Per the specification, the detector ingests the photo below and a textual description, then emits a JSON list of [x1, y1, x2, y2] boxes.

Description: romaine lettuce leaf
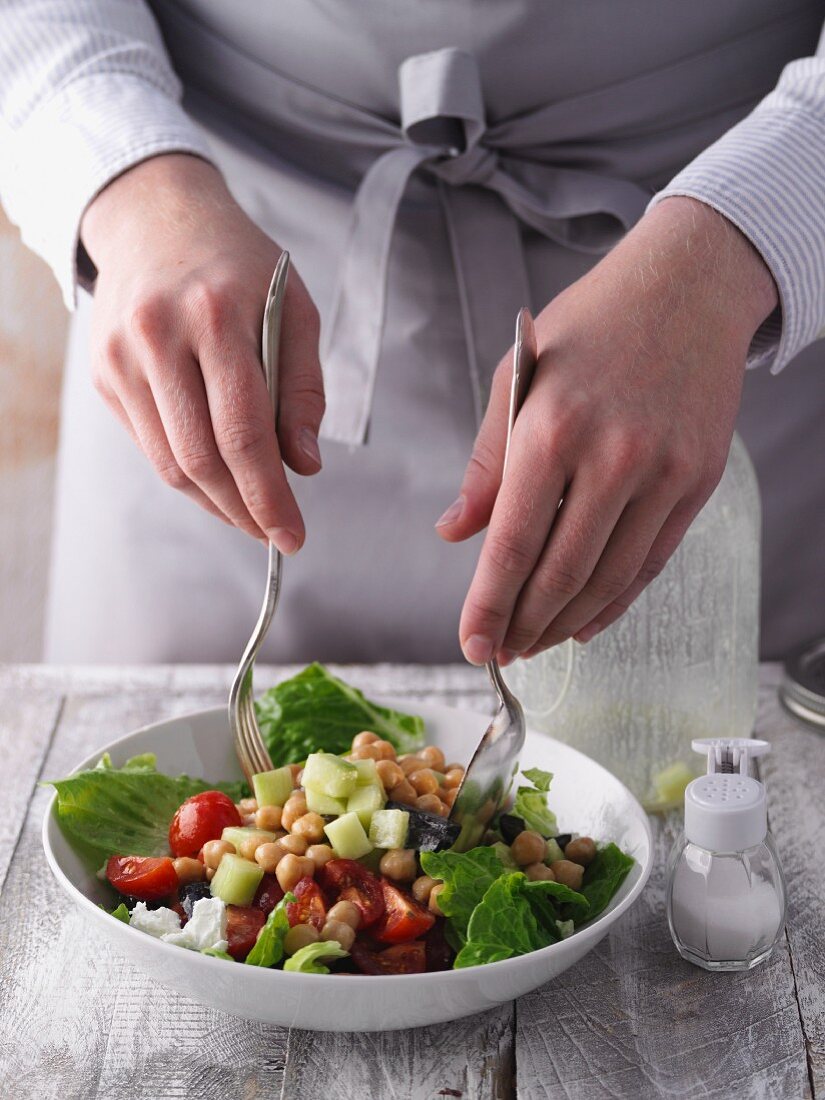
[[245, 893, 294, 968], [419, 846, 505, 947], [202, 948, 234, 961], [513, 768, 557, 837], [283, 940, 349, 974], [255, 663, 425, 763], [561, 843, 634, 924], [107, 902, 130, 924], [47, 753, 246, 872]]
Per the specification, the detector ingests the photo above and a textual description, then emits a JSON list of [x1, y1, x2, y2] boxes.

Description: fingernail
[[299, 428, 322, 468], [269, 528, 299, 555], [463, 634, 494, 665], [436, 496, 465, 528], [575, 622, 602, 644]]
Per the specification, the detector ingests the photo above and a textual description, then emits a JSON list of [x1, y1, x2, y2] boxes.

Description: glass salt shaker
[[666, 737, 787, 971]]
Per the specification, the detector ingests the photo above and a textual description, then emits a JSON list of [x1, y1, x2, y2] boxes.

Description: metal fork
[[229, 252, 290, 785], [449, 308, 538, 850]]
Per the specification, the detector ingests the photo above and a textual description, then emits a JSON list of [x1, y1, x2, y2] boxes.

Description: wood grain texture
[[0, 663, 821, 1100], [758, 666, 825, 1097]]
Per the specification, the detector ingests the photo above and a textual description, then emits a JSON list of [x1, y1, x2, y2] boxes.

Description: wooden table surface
[[0, 662, 822, 1100]]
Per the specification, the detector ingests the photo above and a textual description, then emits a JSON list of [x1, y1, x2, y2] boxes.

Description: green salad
[[49, 665, 634, 974]]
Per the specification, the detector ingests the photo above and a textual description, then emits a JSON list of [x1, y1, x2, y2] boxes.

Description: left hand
[[436, 197, 778, 666]]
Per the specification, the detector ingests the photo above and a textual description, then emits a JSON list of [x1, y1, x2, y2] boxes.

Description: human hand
[[437, 197, 778, 665], [82, 153, 324, 552]]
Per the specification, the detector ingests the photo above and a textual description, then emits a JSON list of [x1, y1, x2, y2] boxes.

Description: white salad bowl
[[42, 697, 652, 1032]]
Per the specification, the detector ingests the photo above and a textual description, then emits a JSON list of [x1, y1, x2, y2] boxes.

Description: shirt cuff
[[0, 71, 214, 311], [648, 60, 825, 374]]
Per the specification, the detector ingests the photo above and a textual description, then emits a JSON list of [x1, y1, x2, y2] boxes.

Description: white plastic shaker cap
[[684, 773, 767, 852]]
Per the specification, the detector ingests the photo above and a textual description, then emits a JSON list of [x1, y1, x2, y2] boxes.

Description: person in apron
[[1, 2, 823, 664]]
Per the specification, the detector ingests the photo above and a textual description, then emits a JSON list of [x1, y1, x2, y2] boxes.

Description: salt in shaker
[[666, 737, 786, 971]]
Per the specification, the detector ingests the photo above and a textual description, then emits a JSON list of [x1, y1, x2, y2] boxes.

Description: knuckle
[[177, 441, 222, 483], [533, 562, 585, 601], [638, 555, 668, 586], [215, 418, 266, 464], [467, 436, 500, 483], [463, 596, 508, 635], [285, 382, 326, 424], [585, 571, 631, 604], [485, 532, 535, 579], [537, 624, 572, 649], [155, 459, 190, 492], [130, 296, 169, 346], [660, 446, 697, 486], [189, 279, 233, 329]]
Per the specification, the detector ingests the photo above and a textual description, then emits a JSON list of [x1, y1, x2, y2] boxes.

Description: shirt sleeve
[[0, 1, 215, 310], [648, 42, 825, 374]]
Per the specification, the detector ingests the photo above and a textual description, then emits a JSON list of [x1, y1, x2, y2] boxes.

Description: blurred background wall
[[0, 208, 67, 660]]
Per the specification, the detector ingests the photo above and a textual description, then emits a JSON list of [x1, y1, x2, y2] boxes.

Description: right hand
[[81, 153, 324, 553]]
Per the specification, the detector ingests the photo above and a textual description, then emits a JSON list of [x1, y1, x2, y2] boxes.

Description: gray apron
[[45, 1, 825, 662]]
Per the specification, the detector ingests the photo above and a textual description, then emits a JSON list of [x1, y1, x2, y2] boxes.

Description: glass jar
[[504, 432, 761, 811], [665, 833, 786, 971]]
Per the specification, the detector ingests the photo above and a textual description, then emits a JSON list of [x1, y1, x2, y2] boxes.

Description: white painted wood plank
[[280, 1006, 515, 1100], [0, 689, 290, 1100], [0, 668, 63, 891], [758, 666, 825, 1097]]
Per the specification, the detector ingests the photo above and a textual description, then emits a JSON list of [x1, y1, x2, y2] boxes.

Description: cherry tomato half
[[350, 940, 427, 975], [226, 905, 266, 961], [317, 859, 385, 928], [372, 879, 435, 944], [253, 873, 285, 916], [169, 791, 242, 858], [106, 855, 178, 901], [286, 877, 328, 931]]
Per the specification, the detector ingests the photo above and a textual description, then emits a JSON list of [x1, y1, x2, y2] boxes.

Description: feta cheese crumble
[[129, 902, 181, 939], [162, 897, 228, 953]]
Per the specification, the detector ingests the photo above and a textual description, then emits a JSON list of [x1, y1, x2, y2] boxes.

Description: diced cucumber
[[210, 853, 264, 906], [352, 758, 380, 786], [544, 838, 564, 864], [324, 811, 373, 859], [303, 753, 358, 799], [305, 788, 348, 816], [346, 783, 386, 829], [368, 808, 409, 850], [252, 766, 294, 808], [221, 825, 279, 851], [492, 841, 518, 870]]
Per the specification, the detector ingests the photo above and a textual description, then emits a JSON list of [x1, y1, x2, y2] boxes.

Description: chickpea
[[352, 730, 380, 749], [399, 755, 425, 776], [564, 837, 597, 867], [409, 769, 439, 796], [327, 900, 361, 929], [371, 740, 397, 761], [280, 833, 309, 856], [288, 763, 303, 784], [550, 859, 585, 890], [376, 759, 405, 790], [282, 792, 308, 831], [379, 848, 417, 882], [173, 857, 204, 885], [284, 923, 319, 956], [241, 813, 257, 827], [525, 862, 557, 882], [443, 767, 465, 789], [306, 843, 334, 868], [255, 842, 286, 873], [420, 745, 446, 771], [205, 866, 216, 881], [295, 768, 305, 787], [290, 812, 326, 843], [445, 762, 464, 773], [320, 919, 356, 951], [239, 835, 265, 861], [412, 875, 437, 904], [441, 787, 458, 808], [416, 793, 446, 816], [389, 779, 418, 805], [276, 853, 314, 892], [429, 882, 446, 914], [202, 839, 235, 870], [237, 797, 258, 816], [254, 804, 283, 832], [511, 830, 547, 867]]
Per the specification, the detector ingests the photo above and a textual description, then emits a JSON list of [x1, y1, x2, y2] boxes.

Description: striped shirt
[[0, 2, 824, 376]]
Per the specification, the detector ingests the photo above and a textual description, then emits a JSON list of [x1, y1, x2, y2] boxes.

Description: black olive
[[499, 814, 527, 844], [384, 801, 461, 851], [552, 834, 572, 850], [180, 881, 212, 918]]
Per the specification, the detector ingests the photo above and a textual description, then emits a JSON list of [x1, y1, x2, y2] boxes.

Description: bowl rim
[[42, 700, 653, 986]]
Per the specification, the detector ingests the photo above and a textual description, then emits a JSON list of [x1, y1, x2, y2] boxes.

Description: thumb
[[275, 273, 326, 476], [436, 353, 510, 542]]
